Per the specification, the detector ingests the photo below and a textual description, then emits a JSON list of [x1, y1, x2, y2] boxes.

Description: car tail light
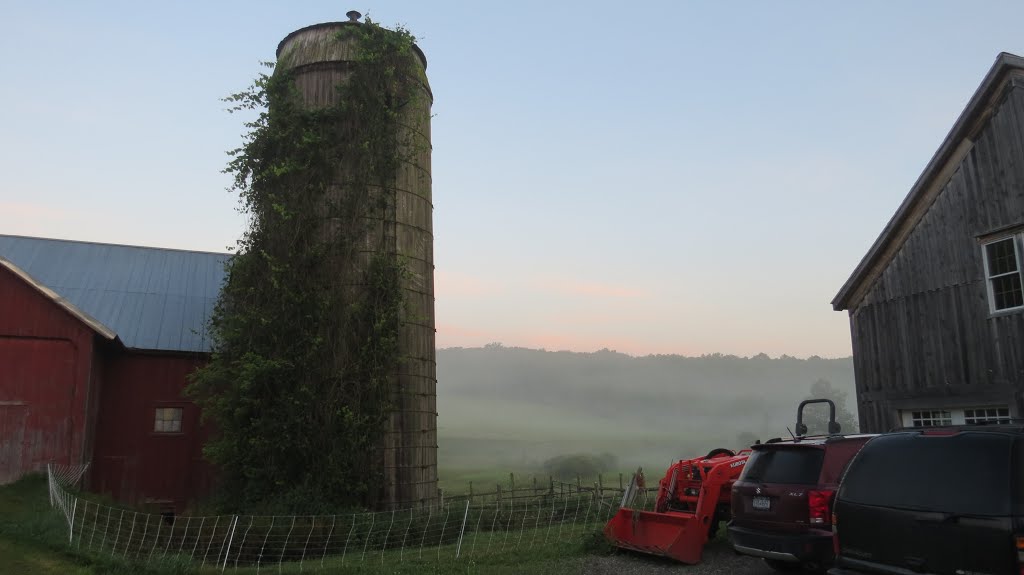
[[1016, 535, 1024, 573], [808, 489, 835, 525]]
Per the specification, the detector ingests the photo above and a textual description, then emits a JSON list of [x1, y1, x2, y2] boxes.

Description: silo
[[275, 11, 437, 509]]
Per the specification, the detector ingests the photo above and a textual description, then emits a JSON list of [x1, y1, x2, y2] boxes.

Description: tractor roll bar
[[795, 398, 841, 436]]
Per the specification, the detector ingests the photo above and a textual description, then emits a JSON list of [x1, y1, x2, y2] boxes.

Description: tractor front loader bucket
[[604, 451, 749, 564], [603, 508, 706, 564]]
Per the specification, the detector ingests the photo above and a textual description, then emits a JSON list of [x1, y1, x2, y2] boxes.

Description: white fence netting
[[46, 464, 619, 571]]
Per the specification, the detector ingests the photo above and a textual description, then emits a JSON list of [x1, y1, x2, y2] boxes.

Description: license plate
[[752, 496, 771, 511]]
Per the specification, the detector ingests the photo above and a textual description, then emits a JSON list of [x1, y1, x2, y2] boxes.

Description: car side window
[[840, 432, 1013, 516]]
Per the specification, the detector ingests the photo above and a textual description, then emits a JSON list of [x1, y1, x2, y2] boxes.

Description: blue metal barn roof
[[0, 235, 229, 353]]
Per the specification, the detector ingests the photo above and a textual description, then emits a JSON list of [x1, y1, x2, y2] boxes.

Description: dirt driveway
[[582, 538, 818, 575]]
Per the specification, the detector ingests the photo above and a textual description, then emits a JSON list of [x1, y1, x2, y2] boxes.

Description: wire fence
[[46, 464, 620, 571]]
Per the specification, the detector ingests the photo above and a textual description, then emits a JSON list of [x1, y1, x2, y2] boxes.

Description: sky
[[3, 1, 1024, 359]]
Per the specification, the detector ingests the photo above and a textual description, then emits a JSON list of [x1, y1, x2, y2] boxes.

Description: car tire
[[763, 559, 802, 572], [705, 448, 735, 459]]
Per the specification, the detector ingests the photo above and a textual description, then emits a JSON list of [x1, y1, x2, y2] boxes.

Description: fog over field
[[436, 345, 856, 473]]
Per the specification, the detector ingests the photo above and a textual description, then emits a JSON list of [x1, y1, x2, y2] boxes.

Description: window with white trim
[[982, 236, 1024, 312], [910, 410, 952, 427], [964, 407, 1011, 425], [900, 406, 1012, 427], [154, 407, 183, 433]]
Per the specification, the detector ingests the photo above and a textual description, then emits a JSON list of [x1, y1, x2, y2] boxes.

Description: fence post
[[549, 476, 554, 496], [576, 475, 581, 494], [532, 477, 538, 497], [598, 474, 603, 498], [221, 515, 238, 572], [69, 497, 78, 543], [455, 500, 470, 559]]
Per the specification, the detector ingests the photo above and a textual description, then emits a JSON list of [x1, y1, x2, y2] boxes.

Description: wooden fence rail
[[440, 473, 633, 506]]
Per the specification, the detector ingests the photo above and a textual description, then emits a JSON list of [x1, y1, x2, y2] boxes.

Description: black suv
[[830, 425, 1024, 575], [729, 400, 874, 572]]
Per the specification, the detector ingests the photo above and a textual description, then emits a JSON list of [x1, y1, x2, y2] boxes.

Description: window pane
[[154, 407, 183, 433], [911, 410, 951, 427], [987, 239, 1019, 276], [740, 448, 824, 485], [965, 406, 1011, 425], [992, 274, 1024, 310]]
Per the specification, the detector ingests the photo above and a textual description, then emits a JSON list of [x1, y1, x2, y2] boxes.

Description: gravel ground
[[581, 538, 818, 575]]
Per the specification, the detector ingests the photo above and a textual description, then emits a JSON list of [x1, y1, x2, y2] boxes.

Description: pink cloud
[[436, 322, 491, 339], [0, 202, 74, 224]]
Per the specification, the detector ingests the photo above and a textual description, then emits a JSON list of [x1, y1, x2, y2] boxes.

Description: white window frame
[[964, 406, 1011, 425], [981, 234, 1024, 314], [900, 405, 1012, 427], [906, 409, 952, 427]]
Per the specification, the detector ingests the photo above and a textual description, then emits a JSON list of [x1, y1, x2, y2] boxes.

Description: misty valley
[[436, 345, 856, 479]]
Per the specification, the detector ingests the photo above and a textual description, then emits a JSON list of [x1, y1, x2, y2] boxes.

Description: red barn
[[0, 234, 227, 512]]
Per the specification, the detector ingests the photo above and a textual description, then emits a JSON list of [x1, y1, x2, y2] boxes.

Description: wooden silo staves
[[275, 12, 437, 508]]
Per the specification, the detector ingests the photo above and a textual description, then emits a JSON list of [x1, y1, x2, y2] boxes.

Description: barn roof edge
[[832, 52, 1024, 312]]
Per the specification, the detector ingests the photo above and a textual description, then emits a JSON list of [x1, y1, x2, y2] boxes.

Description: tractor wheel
[[705, 448, 735, 459]]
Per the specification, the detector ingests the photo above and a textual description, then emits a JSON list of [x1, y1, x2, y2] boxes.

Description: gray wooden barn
[[833, 52, 1024, 433]]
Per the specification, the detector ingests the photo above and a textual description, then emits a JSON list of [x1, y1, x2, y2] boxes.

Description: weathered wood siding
[[852, 81, 1024, 432], [92, 352, 211, 512]]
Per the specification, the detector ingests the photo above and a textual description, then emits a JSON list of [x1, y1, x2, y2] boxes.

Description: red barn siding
[[0, 264, 215, 508], [0, 265, 95, 481], [93, 353, 211, 511]]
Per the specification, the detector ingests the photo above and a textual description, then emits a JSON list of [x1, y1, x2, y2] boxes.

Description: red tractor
[[604, 448, 751, 564]]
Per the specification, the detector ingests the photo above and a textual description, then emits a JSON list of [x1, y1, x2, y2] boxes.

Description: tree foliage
[[542, 453, 619, 480], [187, 21, 424, 512], [801, 378, 859, 435]]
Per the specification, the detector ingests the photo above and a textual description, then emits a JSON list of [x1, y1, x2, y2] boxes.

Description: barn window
[[154, 407, 183, 433], [964, 407, 1011, 425], [982, 237, 1024, 312], [901, 406, 1011, 427], [909, 410, 952, 427]]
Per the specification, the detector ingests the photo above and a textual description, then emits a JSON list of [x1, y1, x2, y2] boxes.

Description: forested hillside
[[436, 345, 856, 470]]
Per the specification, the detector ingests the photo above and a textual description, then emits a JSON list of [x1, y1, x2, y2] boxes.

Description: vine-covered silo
[[276, 11, 437, 509]]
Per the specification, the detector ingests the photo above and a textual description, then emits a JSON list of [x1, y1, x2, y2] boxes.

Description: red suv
[[727, 400, 874, 572]]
